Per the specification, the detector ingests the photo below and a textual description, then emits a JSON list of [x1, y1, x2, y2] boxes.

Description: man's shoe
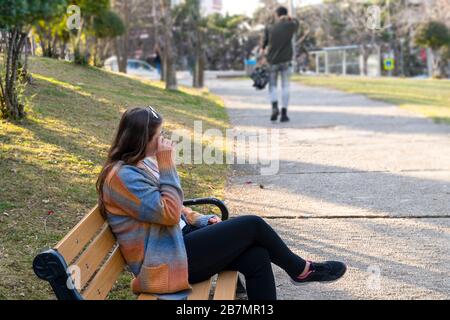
[[280, 108, 290, 122], [290, 261, 347, 286], [271, 102, 279, 121]]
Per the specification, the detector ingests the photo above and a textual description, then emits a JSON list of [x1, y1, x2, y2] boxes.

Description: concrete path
[[206, 77, 450, 299]]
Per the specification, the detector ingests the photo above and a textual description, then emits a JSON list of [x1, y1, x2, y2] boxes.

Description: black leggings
[[183, 215, 307, 300]]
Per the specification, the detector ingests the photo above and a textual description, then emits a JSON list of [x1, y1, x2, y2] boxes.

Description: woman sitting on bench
[[96, 106, 346, 300]]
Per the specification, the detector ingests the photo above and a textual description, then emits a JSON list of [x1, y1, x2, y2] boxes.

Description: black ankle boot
[[280, 108, 290, 122], [271, 102, 279, 121]]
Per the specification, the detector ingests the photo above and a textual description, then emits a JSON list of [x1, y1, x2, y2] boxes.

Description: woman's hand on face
[[208, 216, 222, 225], [157, 135, 175, 153]]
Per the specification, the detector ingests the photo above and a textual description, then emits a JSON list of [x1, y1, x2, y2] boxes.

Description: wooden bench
[[33, 198, 245, 300]]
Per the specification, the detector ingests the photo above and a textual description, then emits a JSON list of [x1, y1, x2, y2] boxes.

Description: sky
[[221, 0, 323, 17]]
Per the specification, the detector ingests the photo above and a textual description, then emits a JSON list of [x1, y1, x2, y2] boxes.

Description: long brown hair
[[96, 107, 163, 215]]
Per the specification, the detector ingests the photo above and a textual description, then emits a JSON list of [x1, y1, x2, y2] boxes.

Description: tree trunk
[[431, 49, 447, 79], [20, 37, 32, 84], [51, 36, 58, 58], [36, 26, 54, 58], [60, 40, 67, 60], [113, 0, 129, 73], [92, 37, 98, 67], [160, 0, 177, 90], [193, 53, 204, 88], [152, 0, 164, 81], [0, 28, 28, 119], [99, 38, 111, 64], [114, 37, 128, 73], [160, 53, 165, 81], [164, 46, 177, 90], [72, 19, 85, 64], [361, 45, 370, 76], [393, 43, 401, 76], [193, 28, 204, 88]]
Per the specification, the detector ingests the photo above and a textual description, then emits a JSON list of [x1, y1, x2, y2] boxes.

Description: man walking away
[[261, 6, 299, 122]]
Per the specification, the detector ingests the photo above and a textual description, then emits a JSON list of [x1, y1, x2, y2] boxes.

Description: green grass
[[293, 75, 450, 124], [0, 57, 230, 300]]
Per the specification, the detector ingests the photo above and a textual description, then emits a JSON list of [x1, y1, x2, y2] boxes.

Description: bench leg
[[236, 274, 247, 296], [213, 271, 238, 300]]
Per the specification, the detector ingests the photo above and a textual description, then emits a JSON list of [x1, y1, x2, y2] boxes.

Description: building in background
[[201, 0, 223, 15], [171, 0, 222, 15], [171, 0, 184, 7]]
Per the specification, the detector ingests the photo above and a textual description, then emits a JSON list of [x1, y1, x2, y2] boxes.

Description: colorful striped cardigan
[[102, 150, 217, 294]]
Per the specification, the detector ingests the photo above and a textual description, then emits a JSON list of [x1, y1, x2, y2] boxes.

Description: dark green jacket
[[263, 17, 299, 65]]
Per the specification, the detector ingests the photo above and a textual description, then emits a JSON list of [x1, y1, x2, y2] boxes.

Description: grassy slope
[[0, 57, 229, 299], [293, 75, 450, 124]]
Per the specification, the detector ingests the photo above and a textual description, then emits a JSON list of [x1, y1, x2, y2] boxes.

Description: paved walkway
[[206, 77, 450, 299]]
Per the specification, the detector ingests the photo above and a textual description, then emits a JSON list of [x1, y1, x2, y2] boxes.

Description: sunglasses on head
[[146, 106, 159, 119]]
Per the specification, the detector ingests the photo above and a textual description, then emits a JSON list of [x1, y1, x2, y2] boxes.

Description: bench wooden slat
[[188, 278, 213, 300], [213, 271, 238, 300], [82, 246, 125, 300], [72, 224, 116, 289], [138, 277, 213, 300], [55, 206, 104, 264]]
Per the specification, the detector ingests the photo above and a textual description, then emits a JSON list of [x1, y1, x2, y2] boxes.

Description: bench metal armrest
[[33, 249, 84, 300], [183, 197, 229, 221]]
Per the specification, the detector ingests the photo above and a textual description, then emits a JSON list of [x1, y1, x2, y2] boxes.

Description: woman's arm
[[104, 151, 184, 226], [182, 206, 221, 228]]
